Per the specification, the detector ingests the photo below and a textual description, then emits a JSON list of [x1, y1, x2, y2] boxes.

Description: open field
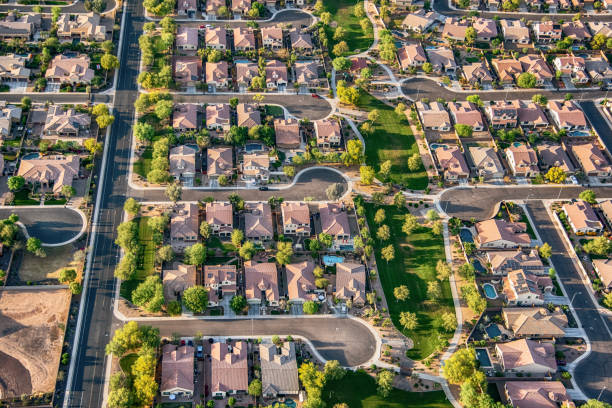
[[357, 93, 428, 190], [324, 370, 452, 408], [0, 288, 70, 398], [323, 0, 373, 55], [365, 204, 453, 360], [18, 244, 81, 282]]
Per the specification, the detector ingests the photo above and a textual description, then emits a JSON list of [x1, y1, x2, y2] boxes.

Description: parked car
[[259, 186, 269, 191]]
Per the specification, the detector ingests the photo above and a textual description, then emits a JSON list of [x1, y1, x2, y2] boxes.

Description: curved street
[[0, 207, 85, 245]]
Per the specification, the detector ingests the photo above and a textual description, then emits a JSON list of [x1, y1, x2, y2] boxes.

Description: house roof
[[261, 26, 283, 42], [206, 61, 230, 84], [401, 9, 438, 31], [286, 260, 317, 301], [0, 54, 30, 79], [206, 201, 233, 226], [562, 21, 591, 40], [43, 105, 90, 136], [260, 342, 300, 396], [518, 101, 549, 126], [468, 146, 504, 176], [599, 199, 612, 225], [211, 341, 248, 393], [290, 29, 313, 49], [174, 56, 202, 83], [205, 27, 227, 48], [415, 101, 451, 128], [161, 344, 194, 394], [265, 60, 288, 84], [434, 145, 469, 177], [462, 61, 494, 83], [519, 55, 554, 81], [171, 203, 199, 241], [177, 26, 199, 48], [537, 143, 573, 172], [397, 43, 427, 69], [274, 118, 300, 147], [314, 119, 341, 144], [500, 19, 530, 41], [173, 103, 199, 130], [295, 61, 319, 84], [448, 101, 484, 128], [163, 263, 197, 301], [242, 153, 270, 177], [563, 199, 603, 231], [505, 381, 572, 408], [473, 17, 498, 38], [503, 307, 568, 337], [236, 103, 261, 128], [506, 143, 539, 171], [17, 154, 79, 194], [204, 264, 237, 286], [548, 100, 587, 128], [206, 103, 231, 128], [496, 339, 557, 371], [236, 61, 259, 84], [170, 145, 197, 177], [45, 54, 94, 83], [487, 249, 544, 272], [592, 258, 612, 288], [426, 47, 457, 70], [281, 202, 310, 225], [56, 12, 105, 40], [244, 202, 274, 239], [319, 203, 350, 237], [442, 17, 468, 40], [492, 58, 523, 82], [475, 219, 531, 246], [571, 143, 612, 174], [244, 261, 279, 302], [233, 27, 256, 49], [335, 262, 366, 303], [503, 269, 552, 302]]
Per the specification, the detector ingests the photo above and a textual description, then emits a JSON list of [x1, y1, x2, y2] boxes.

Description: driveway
[[0, 207, 85, 245]]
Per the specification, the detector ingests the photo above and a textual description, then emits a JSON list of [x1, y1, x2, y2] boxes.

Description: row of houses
[[0, 53, 94, 85], [176, 0, 291, 18], [0, 11, 108, 42]]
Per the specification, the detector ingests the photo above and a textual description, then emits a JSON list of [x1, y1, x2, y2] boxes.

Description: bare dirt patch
[[0, 288, 70, 398], [17, 244, 82, 282]]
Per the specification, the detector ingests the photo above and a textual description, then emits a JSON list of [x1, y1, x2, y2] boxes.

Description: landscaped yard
[[323, 370, 452, 408], [13, 189, 39, 206], [357, 93, 428, 190], [120, 217, 156, 302], [134, 147, 153, 178], [323, 0, 373, 55], [365, 204, 454, 360]]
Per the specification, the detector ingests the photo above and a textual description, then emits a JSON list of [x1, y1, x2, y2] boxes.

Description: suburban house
[[0, 12, 39, 41], [502, 269, 553, 306], [236, 62, 259, 88], [553, 56, 588, 84], [261, 27, 284, 49], [487, 249, 545, 275], [285, 261, 318, 303], [589, 21, 612, 37], [314, 119, 341, 148], [547, 100, 588, 131], [475, 219, 531, 249], [585, 54, 612, 85], [0, 102, 21, 140], [319, 203, 352, 250], [211, 341, 248, 397], [533, 21, 562, 43], [205, 61, 231, 90], [281, 202, 310, 235], [274, 118, 301, 149], [401, 10, 439, 32], [495, 339, 557, 375], [260, 342, 300, 398], [485, 100, 519, 129], [160, 344, 194, 398], [592, 258, 612, 290], [232, 0, 251, 14], [425, 47, 457, 73], [174, 57, 202, 87], [56, 12, 107, 42], [294, 61, 321, 88], [207, 147, 234, 178], [415, 101, 452, 131], [244, 202, 274, 243], [468, 146, 505, 180], [206, 103, 231, 132], [17, 155, 79, 196], [502, 307, 568, 338], [169, 145, 198, 185], [397, 43, 427, 70], [570, 143, 612, 178], [500, 19, 530, 44], [265, 60, 288, 89], [206, 0, 227, 17], [473, 17, 498, 41], [517, 101, 549, 128], [233, 27, 256, 51], [170, 203, 199, 252], [599, 199, 612, 228], [462, 62, 494, 87], [289, 30, 313, 54], [205, 201, 233, 238], [241, 153, 270, 182], [562, 200, 603, 235], [518, 55, 554, 86], [163, 263, 196, 301], [448, 101, 485, 131], [0, 54, 30, 82], [505, 143, 540, 178], [562, 21, 592, 42], [244, 261, 280, 306], [204, 264, 237, 306], [42, 105, 91, 144], [335, 262, 366, 306], [177, 0, 197, 15], [349, 57, 368, 74], [537, 143, 574, 174], [236, 103, 261, 128], [442, 17, 469, 42], [504, 382, 571, 408], [491, 58, 523, 85], [433, 145, 470, 181], [205, 27, 227, 50], [177, 27, 199, 51], [45, 54, 94, 84], [173, 103, 200, 133]]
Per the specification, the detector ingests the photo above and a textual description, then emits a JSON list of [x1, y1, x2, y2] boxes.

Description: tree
[[342, 139, 364, 165], [466, 94, 483, 107], [320, 11, 332, 25], [360, 165, 375, 185], [134, 121, 155, 143], [422, 62, 433, 73], [402, 213, 419, 234], [442, 347, 477, 384], [230, 295, 247, 313], [582, 236, 612, 256], [516, 72, 537, 88], [591, 33, 607, 49], [604, 292, 612, 309], [393, 285, 410, 302], [51, 6, 61, 22], [381, 245, 395, 263], [532, 94, 548, 105], [580, 400, 612, 408], [333, 41, 349, 56], [544, 166, 566, 184], [460, 286, 487, 314], [407, 153, 421, 172], [132, 275, 164, 312], [59, 185, 75, 199], [156, 245, 174, 264], [326, 183, 344, 201], [84, 138, 103, 156], [303, 300, 319, 315], [248, 379, 262, 397], [239, 241, 256, 260], [399, 311, 418, 330], [324, 360, 345, 381], [432, 220, 443, 236], [332, 56, 352, 71], [376, 370, 394, 398], [7, 176, 25, 191], [377, 225, 391, 241], [218, 175, 230, 186], [124, 198, 141, 216], [368, 109, 380, 124], [96, 113, 115, 129], [154, 99, 173, 120], [465, 27, 477, 45], [182, 285, 208, 313], [337, 83, 360, 105], [184, 243, 206, 265], [101, 53, 120, 70], [59, 268, 77, 283], [374, 208, 386, 224], [315, 278, 329, 289], [436, 259, 452, 281], [579, 189, 597, 204], [455, 124, 473, 138], [276, 241, 293, 265], [105, 321, 160, 356], [200, 221, 212, 239], [164, 182, 182, 203], [426, 209, 439, 221], [231, 229, 244, 248], [229, 97, 239, 109], [393, 192, 406, 209], [441, 312, 457, 332], [427, 280, 442, 300], [379, 160, 392, 181], [539, 242, 552, 259], [26, 237, 45, 257]]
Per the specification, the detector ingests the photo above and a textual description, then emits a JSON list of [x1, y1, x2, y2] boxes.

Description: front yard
[[365, 204, 454, 360], [357, 93, 428, 190]]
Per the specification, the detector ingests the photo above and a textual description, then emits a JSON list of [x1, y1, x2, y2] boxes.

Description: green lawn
[[324, 371, 452, 408], [365, 204, 454, 360], [44, 198, 67, 205], [323, 0, 373, 55], [14, 189, 39, 206], [120, 217, 156, 302], [357, 93, 428, 190], [134, 147, 153, 178]]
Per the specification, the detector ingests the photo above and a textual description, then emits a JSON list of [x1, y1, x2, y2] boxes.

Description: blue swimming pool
[[460, 228, 473, 243], [22, 152, 40, 160], [284, 399, 296, 408], [512, 142, 523, 148], [485, 324, 502, 339], [569, 130, 590, 137], [483, 283, 497, 299], [323, 255, 344, 266], [476, 348, 492, 367], [430, 143, 448, 150], [245, 143, 264, 153]]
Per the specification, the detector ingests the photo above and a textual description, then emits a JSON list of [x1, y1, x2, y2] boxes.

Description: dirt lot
[[0, 288, 70, 398], [17, 244, 82, 283]]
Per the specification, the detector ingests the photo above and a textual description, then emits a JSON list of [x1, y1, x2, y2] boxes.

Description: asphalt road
[[526, 202, 612, 403], [580, 101, 612, 153], [0, 93, 112, 105], [0, 0, 115, 13], [150, 317, 376, 367], [0, 207, 84, 245]]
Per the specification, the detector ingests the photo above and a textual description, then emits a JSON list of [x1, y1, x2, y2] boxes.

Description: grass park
[[323, 0, 373, 55], [119, 217, 156, 302], [365, 204, 453, 360]]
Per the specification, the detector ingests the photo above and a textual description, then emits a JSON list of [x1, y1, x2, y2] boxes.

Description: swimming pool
[[323, 255, 344, 266], [22, 152, 40, 160], [476, 348, 492, 367], [245, 142, 264, 153], [512, 142, 523, 148], [430, 143, 448, 150], [483, 283, 497, 299], [460, 228, 473, 243], [569, 130, 590, 137], [485, 324, 502, 339]]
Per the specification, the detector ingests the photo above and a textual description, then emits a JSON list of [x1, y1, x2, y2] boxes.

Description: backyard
[[120, 217, 156, 302], [365, 204, 454, 360], [357, 93, 428, 190], [323, 370, 452, 408], [323, 0, 373, 55]]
